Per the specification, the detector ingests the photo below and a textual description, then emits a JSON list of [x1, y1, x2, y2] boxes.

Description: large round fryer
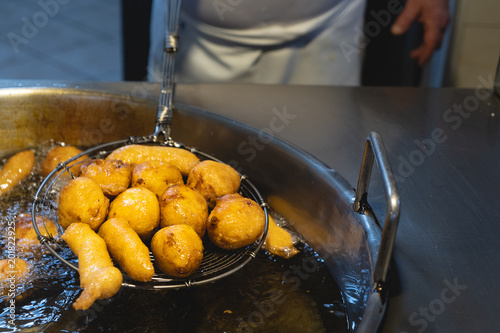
[[0, 84, 399, 332]]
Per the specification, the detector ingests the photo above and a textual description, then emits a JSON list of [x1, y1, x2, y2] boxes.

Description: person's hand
[[391, 0, 449, 65]]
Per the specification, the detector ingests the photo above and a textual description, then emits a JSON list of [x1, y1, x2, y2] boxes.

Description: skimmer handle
[[155, 0, 183, 140]]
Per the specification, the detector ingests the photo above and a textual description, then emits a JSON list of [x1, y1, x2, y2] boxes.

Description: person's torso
[[181, 0, 342, 29]]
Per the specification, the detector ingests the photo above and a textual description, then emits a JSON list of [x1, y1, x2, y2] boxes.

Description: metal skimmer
[[31, 0, 269, 290]]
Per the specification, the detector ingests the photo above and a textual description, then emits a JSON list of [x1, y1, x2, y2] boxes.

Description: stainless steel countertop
[[2, 81, 499, 332], [176, 84, 500, 333]]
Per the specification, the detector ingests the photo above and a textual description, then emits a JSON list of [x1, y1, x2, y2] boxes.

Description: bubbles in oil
[[0, 142, 79, 332], [0, 143, 348, 333]]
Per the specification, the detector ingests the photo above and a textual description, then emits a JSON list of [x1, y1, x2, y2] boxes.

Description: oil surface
[[0, 143, 348, 333]]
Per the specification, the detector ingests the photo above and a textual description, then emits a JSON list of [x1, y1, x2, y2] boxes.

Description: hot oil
[[1, 142, 82, 331], [48, 246, 348, 333], [1, 144, 348, 333]]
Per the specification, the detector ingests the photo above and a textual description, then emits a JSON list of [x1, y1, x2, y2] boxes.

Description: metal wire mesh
[[31, 137, 269, 290]]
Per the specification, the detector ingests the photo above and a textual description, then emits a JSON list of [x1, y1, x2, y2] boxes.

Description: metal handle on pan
[[354, 132, 400, 292]]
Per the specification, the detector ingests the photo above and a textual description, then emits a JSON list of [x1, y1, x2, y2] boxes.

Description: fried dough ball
[[0, 258, 31, 299], [159, 185, 208, 238], [151, 224, 203, 278], [41, 146, 86, 177], [186, 160, 241, 208], [62, 223, 122, 310], [207, 193, 266, 250], [0, 258, 31, 285], [106, 145, 199, 176], [58, 177, 109, 230], [98, 218, 154, 282], [0, 150, 35, 196], [79, 159, 132, 196], [132, 161, 183, 197], [0, 258, 30, 282], [108, 187, 160, 240], [263, 215, 299, 259], [15, 213, 58, 251]]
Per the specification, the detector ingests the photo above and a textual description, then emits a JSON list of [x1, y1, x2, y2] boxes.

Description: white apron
[[148, 0, 366, 85]]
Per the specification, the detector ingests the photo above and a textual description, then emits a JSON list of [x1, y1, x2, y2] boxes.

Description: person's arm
[[391, 0, 449, 65]]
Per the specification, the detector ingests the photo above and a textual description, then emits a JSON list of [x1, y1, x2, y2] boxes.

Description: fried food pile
[[25, 143, 299, 310]]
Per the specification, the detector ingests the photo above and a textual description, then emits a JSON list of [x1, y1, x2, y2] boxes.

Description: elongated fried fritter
[[106, 145, 199, 176], [62, 223, 122, 310], [263, 215, 299, 259], [98, 218, 154, 282], [0, 150, 34, 196]]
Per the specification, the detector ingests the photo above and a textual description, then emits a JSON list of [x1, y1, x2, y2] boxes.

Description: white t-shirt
[[148, 0, 366, 85]]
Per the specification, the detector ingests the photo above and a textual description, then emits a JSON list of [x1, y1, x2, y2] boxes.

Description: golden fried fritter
[[159, 185, 208, 238], [0, 150, 34, 196], [263, 215, 299, 259], [15, 213, 58, 251], [108, 187, 160, 240], [106, 145, 199, 176], [207, 193, 265, 250], [0, 258, 33, 302], [41, 146, 86, 177], [79, 159, 132, 196], [0, 258, 31, 296], [62, 223, 122, 310], [151, 224, 203, 278], [186, 160, 240, 208], [98, 218, 154, 282], [57, 177, 109, 230], [132, 160, 183, 197]]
